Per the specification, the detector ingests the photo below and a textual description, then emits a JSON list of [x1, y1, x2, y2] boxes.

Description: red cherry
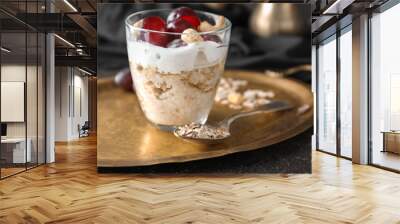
[[181, 15, 200, 28], [202, 34, 222, 43], [114, 68, 134, 92], [167, 7, 201, 28], [142, 16, 166, 32], [167, 18, 194, 33], [167, 39, 188, 48], [141, 16, 169, 47]]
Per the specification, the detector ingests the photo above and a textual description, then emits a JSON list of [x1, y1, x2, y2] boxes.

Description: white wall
[[1, 82, 25, 122], [1, 65, 37, 138], [55, 66, 69, 141], [1, 65, 26, 136], [54, 67, 89, 141], [1, 64, 46, 164], [76, 72, 89, 139]]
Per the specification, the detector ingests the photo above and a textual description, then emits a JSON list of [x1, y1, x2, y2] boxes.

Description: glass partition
[[1, 30, 28, 177], [27, 30, 38, 169], [317, 35, 337, 154], [316, 25, 353, 160], [38, 32, 46, 165], [370, 3, 400, 171], [339, 27, 352, 158], [0, 1, 46, 179]]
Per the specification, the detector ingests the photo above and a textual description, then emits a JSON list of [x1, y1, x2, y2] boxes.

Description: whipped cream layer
[[127, 40, 228, 74]]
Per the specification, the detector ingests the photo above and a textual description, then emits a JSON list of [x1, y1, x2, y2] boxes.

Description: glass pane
[[371, 4, 400, 171], [1, 31, 27, 177], [339, 29, 352, 158], [317, 37, 337, 154], [26, 0, 40, 169], [27, 31, 38, 169], [38, 33, 46, 165]]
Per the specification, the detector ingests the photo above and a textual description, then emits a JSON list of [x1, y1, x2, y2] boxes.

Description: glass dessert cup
[[126, 9, 231, 131]]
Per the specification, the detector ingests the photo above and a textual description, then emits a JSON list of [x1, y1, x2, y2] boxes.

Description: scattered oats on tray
[[214, 77, 275, 110], [175, 123, 230, 139]]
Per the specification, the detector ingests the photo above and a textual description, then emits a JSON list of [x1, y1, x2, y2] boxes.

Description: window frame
[[315, 22, 353, 161], [0, 1, 48, 180]]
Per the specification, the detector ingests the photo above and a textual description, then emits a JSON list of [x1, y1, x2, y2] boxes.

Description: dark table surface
[[98, 128, 312, 174]]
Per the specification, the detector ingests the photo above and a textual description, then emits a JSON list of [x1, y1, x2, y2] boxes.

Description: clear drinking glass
[[126, 9, 231, 131]]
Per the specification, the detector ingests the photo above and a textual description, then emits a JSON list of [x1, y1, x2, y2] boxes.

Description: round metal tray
[[97, 70, 313, 167]]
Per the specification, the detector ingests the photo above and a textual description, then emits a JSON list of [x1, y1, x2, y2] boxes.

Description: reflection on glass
[[38, 33, 46, 165], [317, 36, 337, 154], [371, 3, 400, 171], [1, 32, 27, 177], [0, 1, 46, 179], [339, 29, 352, 158], [27, 31, 38, 169]]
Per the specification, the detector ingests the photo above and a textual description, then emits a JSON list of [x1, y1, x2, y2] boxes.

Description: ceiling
[[0, 0, 97, 74], [308, 0, 390, 42]]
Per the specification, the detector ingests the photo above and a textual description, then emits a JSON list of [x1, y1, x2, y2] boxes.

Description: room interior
[[0, 0, 97, 179], [0, 28, 46, 177], [0, 0, 400, 222], [312, 0, 400, 172]]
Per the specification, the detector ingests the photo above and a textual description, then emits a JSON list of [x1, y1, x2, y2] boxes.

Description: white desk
[[1, 138, 31, 163]]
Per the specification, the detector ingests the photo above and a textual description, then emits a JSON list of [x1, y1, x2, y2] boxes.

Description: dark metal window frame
[[0, 0, 47, 180], [315, 21, 353, 161], [315, 0, 400, 173]]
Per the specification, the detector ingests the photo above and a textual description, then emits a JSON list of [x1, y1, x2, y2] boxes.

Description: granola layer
[[130, 61, 224, 126]]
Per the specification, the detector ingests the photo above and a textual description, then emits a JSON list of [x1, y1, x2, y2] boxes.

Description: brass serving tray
[[97, 70, 313, 167]]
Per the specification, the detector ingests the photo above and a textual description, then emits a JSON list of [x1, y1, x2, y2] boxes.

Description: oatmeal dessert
[[126, 7, 231, 128]]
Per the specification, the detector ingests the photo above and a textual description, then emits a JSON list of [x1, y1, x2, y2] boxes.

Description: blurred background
[[98, 3, 311, 83]]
